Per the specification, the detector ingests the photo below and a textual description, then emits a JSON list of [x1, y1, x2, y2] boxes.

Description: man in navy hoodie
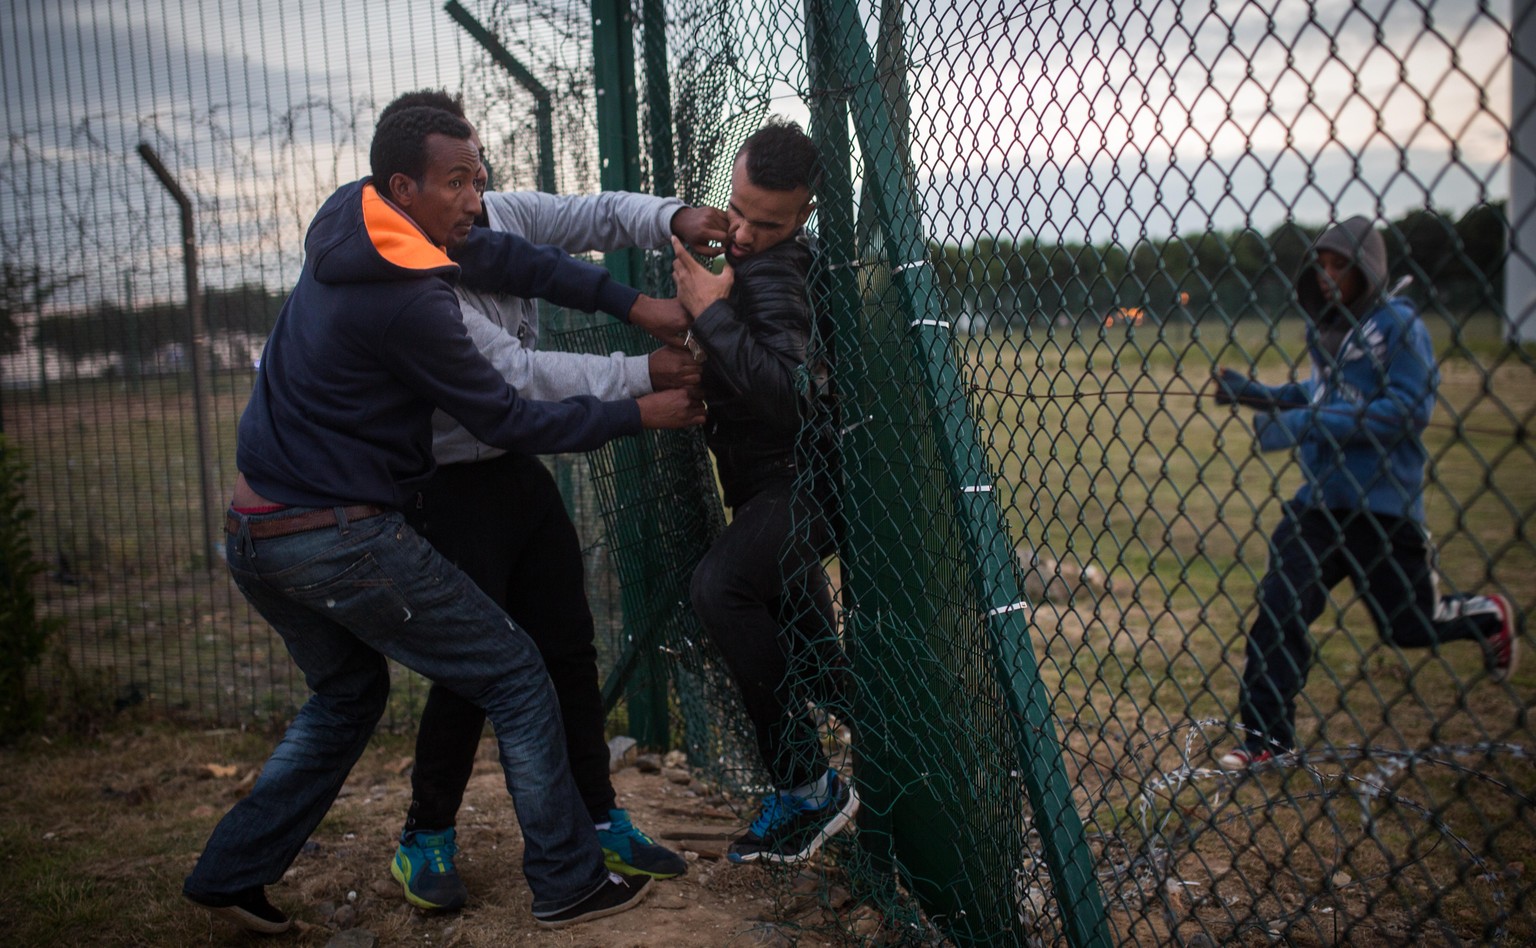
[[373, 90, 721, 910], [1213, 215, 1522, 769], [182, 106, 702, 932]]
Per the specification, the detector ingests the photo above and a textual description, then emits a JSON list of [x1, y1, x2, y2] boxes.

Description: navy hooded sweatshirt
[[237, 179, 642, 509]]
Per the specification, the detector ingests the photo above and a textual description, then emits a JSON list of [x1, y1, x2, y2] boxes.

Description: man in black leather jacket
[[672, 119, 858, 865]]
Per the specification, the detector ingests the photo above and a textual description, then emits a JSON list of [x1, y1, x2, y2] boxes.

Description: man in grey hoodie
[[376, 91, 728, 910], [1212, 215, 1522, 770]]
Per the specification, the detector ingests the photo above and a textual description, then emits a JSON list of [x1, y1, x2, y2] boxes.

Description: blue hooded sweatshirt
[[1247, 216, 1437, 522], [237, 179, 643, 509]]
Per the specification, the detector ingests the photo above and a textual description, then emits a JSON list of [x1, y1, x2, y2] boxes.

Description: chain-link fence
[[3, 0, 1533, 944]]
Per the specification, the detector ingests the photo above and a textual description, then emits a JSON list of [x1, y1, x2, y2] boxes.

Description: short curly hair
[[378, 89, 466, 125], [378, 91, 498, 195], [369, 106, 475, 195], [737, 117, 820, 194]]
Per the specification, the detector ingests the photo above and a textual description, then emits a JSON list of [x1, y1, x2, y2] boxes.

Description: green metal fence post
[[591, 0, 644, 286], [804, 0, 904, 901], [807, 1, 1111, 944], [641, 0, 676, 204], [443, 0, 556, 195], [591, 0, 668, 749]]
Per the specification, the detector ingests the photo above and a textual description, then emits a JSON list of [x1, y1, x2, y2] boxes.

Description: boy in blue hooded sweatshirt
[[1213, 215, 1522, 769]]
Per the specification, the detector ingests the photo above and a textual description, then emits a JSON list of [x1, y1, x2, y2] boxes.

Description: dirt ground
[[1, 724, 879, 947], [291, 740, 860, 947]]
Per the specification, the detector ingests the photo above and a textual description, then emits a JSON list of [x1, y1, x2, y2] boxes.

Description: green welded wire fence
[[3, 0, 1535, 944]]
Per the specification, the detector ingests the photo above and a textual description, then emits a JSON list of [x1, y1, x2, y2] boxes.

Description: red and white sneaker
[[1217, 747, 1280, 771], [1483, 594, 1522, 683]]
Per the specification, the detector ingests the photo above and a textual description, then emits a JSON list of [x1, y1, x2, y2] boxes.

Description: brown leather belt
[[225, 505, 388, 540]]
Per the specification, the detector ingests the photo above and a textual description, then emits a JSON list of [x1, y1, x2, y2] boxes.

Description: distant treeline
[[11, 202, 1510, 369], [34, 284, 285, 367], [931, 202, 1507, 329]]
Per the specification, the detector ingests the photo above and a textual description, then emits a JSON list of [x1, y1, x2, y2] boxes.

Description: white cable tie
[[986, 601, 1028, 616], [894, 258, 931, 273], [840, 414, 875, 435], [961, 485, 993, 493], [828, 258, 865, 271], [909, 318, 951, 329]]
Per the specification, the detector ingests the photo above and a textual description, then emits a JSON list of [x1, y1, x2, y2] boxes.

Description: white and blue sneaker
[[727, 769, 859, 864]]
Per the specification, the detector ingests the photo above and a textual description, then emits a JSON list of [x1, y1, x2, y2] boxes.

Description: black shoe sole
[[534, 876, 652, 929], [185, 894, 292, 934]]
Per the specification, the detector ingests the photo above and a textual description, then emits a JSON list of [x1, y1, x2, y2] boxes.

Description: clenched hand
[[628, 294, 691, 346], [671, 206, 728, 258], [648, 346, 703, 390], [636, 387, 706, 429]]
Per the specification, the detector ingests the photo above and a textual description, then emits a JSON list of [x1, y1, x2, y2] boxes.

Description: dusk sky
[[0, 0, 1517, 333], [904, 0, 1511, 243]]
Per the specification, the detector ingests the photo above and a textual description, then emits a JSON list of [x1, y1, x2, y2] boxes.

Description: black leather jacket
[[692, 231, 819, 507]]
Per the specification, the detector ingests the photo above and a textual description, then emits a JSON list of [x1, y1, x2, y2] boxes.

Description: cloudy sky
[[904, 0, 1512, 243], [3, 0, 475, 305], [0, 0, 1518, 323]]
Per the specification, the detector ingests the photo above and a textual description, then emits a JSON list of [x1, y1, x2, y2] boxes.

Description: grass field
[[963, 311, 1535, 943], [3, 311, 1532, 943]]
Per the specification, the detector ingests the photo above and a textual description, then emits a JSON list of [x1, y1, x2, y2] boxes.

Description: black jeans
[[1238, 502, 1498, 752], [404, 453, 614, 829], [690, 475, 847, 790]]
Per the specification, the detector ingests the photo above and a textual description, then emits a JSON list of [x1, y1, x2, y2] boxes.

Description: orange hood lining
[[361, 183, 457, 273]]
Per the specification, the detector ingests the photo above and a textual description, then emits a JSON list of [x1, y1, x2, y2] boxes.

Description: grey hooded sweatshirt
[[431, 189, 686, 465], [1297, 214, 1389, 360]]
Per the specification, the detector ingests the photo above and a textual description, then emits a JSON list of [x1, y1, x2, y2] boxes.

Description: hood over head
[[1296, 215, 1387, 322]]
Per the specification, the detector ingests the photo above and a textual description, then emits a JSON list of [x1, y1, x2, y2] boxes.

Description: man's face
[[1314, 248, 1363, 309], [725, 154, 812, 259], [390, 132, 486, 249]]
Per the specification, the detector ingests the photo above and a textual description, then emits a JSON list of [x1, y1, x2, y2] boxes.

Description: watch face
[[684, 330, 708, 364]]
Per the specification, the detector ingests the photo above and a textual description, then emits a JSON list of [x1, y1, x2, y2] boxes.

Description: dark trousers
[[405, 453, 615, 829], [1238, 502, 1499, 752], [690, 476, 847, 791]]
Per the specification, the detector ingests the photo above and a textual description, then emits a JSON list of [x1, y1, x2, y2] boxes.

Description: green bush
[[0, 434, 55, 738]]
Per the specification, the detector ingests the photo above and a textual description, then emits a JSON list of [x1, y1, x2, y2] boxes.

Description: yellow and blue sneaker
[[597, 808, 687, 879], [391, 827, 468, 910]]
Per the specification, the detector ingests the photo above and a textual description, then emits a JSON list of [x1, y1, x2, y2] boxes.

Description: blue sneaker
[[727, 770, 860, 864], [391, 828, 468, 910], [597, 808, 687, 878]]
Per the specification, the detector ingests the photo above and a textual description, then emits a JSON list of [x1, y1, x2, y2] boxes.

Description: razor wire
[[2, 0, 1533, 944]]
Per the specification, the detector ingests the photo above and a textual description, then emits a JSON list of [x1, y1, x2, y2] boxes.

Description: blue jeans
[[184, 507, 608, 914]]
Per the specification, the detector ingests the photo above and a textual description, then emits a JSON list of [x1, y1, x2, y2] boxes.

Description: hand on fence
[[671, 206, 728, 257], [1213, 367, 1278, 409], [1254, 410, 1306, 451], [648, 346, 703, 390], [671, 235, 733, 318]]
